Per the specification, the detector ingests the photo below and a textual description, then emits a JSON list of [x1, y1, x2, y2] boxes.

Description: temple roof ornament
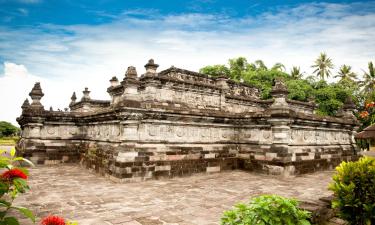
[[270, 77, 289, 97], [71, 92, 77, 102], [29, 82, 44, 99], [144, 59, 159, 74], [29, 82, 44, 108], [82, 87, 91, 100], [125, 66, 138, 79], [110, 76, 119, 86], [343, 96, 356, 110], [21, 98, 30, 110]]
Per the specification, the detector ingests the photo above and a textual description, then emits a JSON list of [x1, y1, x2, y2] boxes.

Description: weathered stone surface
[[16, 59, 359, 180], [14, 164, 336, 225]]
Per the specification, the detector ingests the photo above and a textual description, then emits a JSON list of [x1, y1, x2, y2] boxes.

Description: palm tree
[[271, 63, 286, 72], [290, 66, 303, 79], [335, 64, 357, 81], [311, 52, 334, 80], [360, 61, 375, 94], [254, 60, 268, 71]]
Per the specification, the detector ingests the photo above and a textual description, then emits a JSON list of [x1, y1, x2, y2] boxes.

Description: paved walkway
[[14, 165, 334, 225]]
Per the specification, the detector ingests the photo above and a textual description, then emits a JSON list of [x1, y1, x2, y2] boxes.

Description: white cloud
[[0, 1, 374, 125], [0, 62, 41, 125]]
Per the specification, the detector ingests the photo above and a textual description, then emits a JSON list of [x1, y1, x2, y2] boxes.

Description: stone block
[[204, 153, 216, 159], [206, 166, 220, 173], [155, 165, 171, 171]]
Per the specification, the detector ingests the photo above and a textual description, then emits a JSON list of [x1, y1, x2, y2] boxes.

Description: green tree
[[253, 59, 267, 71], [228, 57, 249, 81], [199, 65, 230, 77], [0, 122, 19, 137], [290, 66, 303, 79], [335, 64, 357, 82], [271, 63, 286, 72], [286, 79, 313, 101], [360, 61, 375, 98], [312, 52, 334, 80]]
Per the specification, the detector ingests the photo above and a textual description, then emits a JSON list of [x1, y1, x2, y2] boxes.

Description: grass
[[0, 136, 19, 146]]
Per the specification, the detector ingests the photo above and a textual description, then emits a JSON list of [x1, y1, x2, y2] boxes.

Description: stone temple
[[16, 59, 359, 181]]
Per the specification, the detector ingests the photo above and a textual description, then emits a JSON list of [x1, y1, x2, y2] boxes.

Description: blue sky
[[0, 0, 375, 125], [1, 0, 365, 26]]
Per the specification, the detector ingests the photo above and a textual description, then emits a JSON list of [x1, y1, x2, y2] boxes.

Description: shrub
[[0, 147, 35, 224], [329, 157, 375, 225], [221, 194, 311, 225]]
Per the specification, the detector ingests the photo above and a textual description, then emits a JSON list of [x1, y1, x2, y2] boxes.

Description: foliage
[[311, 52, 334, 80], [0, 147, 35, 224], [0, 137, 19, 146], [329, 157, 375, 225], [0, 122, 19, 138], [335, 64, 357, 82], [199, 65, 230, 78], [286, 79, 314, 101], [290, 66, 303, 79], [360, 61, 375, 95], [221, 194, 311, 225], [313, 85, 347, 116], [199, 55, 374, 118]]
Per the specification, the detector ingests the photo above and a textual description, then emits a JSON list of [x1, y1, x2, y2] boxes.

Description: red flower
[[41, 215, 66, 225], [365, 102, 375, 109], [1, 168, 28, 180]]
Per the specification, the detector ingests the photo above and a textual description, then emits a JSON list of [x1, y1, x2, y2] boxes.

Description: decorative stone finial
[[82, 87, 90, 100], [270, 77, 289, 98], [144, 59, 159, 74], [29, 82, 44, 108], [125, 66, 138, 79], [269, 78, 290, 114], [215, 76, 229, 89], [341, 96, 357, 119], [71, 92, 77, 102], [110, 76, 119, 87], [21, 98, 30, 110], [343, 96, 356, 110]]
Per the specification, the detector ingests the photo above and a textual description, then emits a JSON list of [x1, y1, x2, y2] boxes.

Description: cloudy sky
[[0, 0, 374, 125]]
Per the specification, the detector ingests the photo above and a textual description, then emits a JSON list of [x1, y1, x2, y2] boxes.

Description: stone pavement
[[14, 165, 334, 225]]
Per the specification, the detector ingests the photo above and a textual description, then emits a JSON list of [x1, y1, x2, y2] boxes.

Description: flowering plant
[[0, 147, 35, 224], [41, 215, 78, 225], [358, 101, 375, 126]]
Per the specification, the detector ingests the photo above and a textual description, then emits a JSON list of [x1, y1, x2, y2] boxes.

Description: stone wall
[[16, 59, 359, 181]]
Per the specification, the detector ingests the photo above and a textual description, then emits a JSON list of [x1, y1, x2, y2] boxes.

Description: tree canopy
[[199, 55, 374, 119], [0, 121, 20, 137]]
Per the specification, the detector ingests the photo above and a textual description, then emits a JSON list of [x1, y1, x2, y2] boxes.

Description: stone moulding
[[16, 59, 359, 181]]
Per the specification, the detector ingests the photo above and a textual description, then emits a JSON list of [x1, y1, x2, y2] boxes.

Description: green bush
[[0, 122, 19, 138], [329, 157, 375, 225], [221, 194, 311, 225]]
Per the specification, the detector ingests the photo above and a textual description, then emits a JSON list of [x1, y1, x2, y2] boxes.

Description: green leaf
[[0, 200, 11, 208], [9, 148, 15, 158], [11, 206, 35, 222], [3, 217, 19, 225], [12, 158, 34, 167]]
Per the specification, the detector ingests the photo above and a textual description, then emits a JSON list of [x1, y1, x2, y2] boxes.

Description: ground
[[13, 164, 334, 225]]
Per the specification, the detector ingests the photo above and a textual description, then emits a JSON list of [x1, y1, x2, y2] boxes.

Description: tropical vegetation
[[221, 194, 311, 225], [200, 53, 375, 119], [329, 157, 375, 225]]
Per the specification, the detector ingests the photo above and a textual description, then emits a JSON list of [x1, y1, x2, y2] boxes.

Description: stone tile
[[14, 165, 334, 225]]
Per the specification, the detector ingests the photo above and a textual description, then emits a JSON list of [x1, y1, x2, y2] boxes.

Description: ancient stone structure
[[17, 59, 359, 181]]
